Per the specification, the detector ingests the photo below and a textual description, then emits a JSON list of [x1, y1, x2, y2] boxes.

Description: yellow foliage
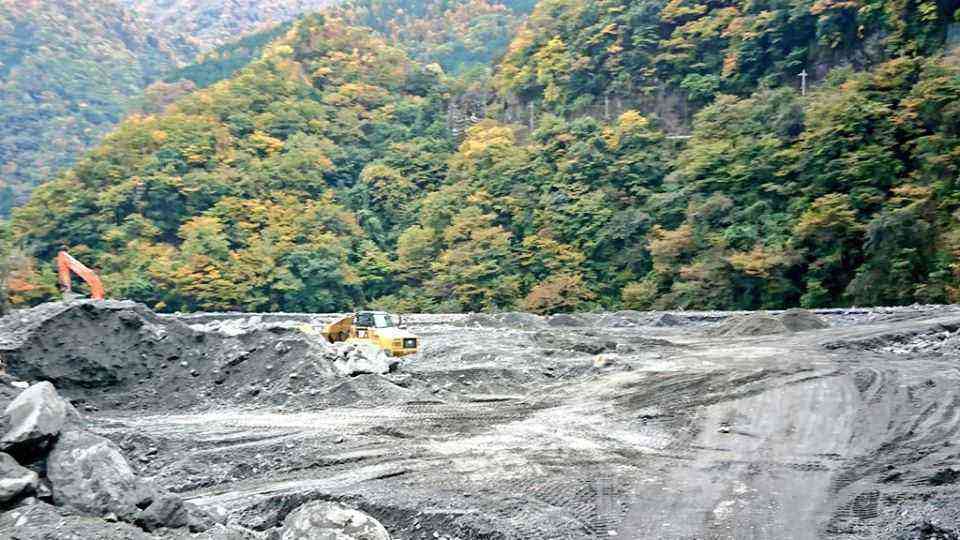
[[249, 131, 284, 156], [617, 110, 649, 133], [458, 121, 516, 162], [727, 245, 789, 278]]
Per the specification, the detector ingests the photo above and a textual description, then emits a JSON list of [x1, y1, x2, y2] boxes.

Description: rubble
[[0, 302, 959, 538], [329, 343, 399, 376], [280, 501, 390, 540], [0, 382, 214, 536], [0, 452, 37, 503], [0, 501, 153, 539]]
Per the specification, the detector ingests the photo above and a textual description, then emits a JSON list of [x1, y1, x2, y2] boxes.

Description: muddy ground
[[3, 301, 960, 539]]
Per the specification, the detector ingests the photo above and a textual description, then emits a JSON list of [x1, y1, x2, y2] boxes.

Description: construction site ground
[[3, 302, 960, 539]]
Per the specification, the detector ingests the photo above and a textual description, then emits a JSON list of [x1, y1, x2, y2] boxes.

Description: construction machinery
[[57, 251, 105, 300], [322, 311, 419, 357]]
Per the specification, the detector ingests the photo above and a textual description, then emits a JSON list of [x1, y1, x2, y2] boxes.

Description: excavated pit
[[2, 301, 960, 539]]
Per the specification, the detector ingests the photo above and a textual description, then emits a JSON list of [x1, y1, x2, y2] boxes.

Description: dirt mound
[[707, 314, 790, 337], [314, 375, 417, 408], [708, 310, 830, 337], [780, 308, 829, 332], [0, 301, 401, 412]]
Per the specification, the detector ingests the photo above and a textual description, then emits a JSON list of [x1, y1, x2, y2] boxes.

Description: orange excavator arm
[[57, 251, 105, 300]]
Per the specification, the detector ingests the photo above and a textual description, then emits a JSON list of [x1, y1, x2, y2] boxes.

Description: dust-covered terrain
[[2, 301, 960, 539]]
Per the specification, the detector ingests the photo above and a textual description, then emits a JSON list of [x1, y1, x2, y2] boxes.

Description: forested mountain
[[5, 0, 960, 313], [0, 0, 187, 217], [0, 0, 344, 218], [332, 0, 534, 73], [0, 0, 535, 219], [119, 0, 335, 52]]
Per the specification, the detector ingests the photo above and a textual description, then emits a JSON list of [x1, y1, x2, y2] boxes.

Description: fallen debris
[[281, 501, 390, 540], [0, 382, 218, 536], [0, 452, 37, 503]]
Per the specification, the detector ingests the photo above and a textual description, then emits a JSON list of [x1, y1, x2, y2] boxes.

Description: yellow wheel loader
[[321, 311, 419, 357]]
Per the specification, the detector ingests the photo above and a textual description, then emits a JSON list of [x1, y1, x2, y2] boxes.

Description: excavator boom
[[57, 251, 105, 300]]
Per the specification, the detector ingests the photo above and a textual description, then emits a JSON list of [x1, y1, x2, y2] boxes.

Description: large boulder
[[134, 492, 188, 532], [280, 501, 390, 540], [0, 451, 38, 504], [1, 382, 81, 461], [46, 430, 143, 520]]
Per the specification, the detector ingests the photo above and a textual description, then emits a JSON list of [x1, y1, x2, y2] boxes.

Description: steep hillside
[[494, 0, 957, 116], [332, 0, 534, 73], [11, 13, 452, 312], [1, 0, 534, 219], [118, 0, 335, 52], [0, 0, 187, 216], [7, 0, 960, 314]]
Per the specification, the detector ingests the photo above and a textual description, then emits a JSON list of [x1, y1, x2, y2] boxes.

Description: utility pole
[[799, 69, 808, 96]]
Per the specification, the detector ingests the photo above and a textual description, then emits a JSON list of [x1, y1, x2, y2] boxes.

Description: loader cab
[[354, 311, 398, 330]]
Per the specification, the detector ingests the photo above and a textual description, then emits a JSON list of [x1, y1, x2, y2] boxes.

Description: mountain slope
[[11, 13, 452, 312], [332, 0, 534, 73], [7, 0, 960, 313], [0, 0, 187, 216], [118, 0, 335, 52]]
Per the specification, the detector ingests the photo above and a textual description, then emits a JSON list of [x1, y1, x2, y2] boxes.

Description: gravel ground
[[3, 302, 960, 539]]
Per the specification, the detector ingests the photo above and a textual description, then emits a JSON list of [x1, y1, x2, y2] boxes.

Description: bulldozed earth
[[2, 300, 960, 539]]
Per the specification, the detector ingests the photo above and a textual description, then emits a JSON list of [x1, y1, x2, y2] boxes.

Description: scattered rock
[[280, 501, 390, 540], [1, 382, 81, 461], [187, 504, 228, 533], [0, 451, 38, 504], [46, 430, 142, 520], [496, 312, 546, 330], [454, 313, 505, 328], [199, 523, 267, 539], [595, 314, 639, 328], [547, 314, 588, 327], [332, 343, 398, 376], [0, 501, 151, 539], [894, 521, 959, 540], [135, 492, 188, 532], [650, 313, 684, 327], [532, 331, 617, 355]]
